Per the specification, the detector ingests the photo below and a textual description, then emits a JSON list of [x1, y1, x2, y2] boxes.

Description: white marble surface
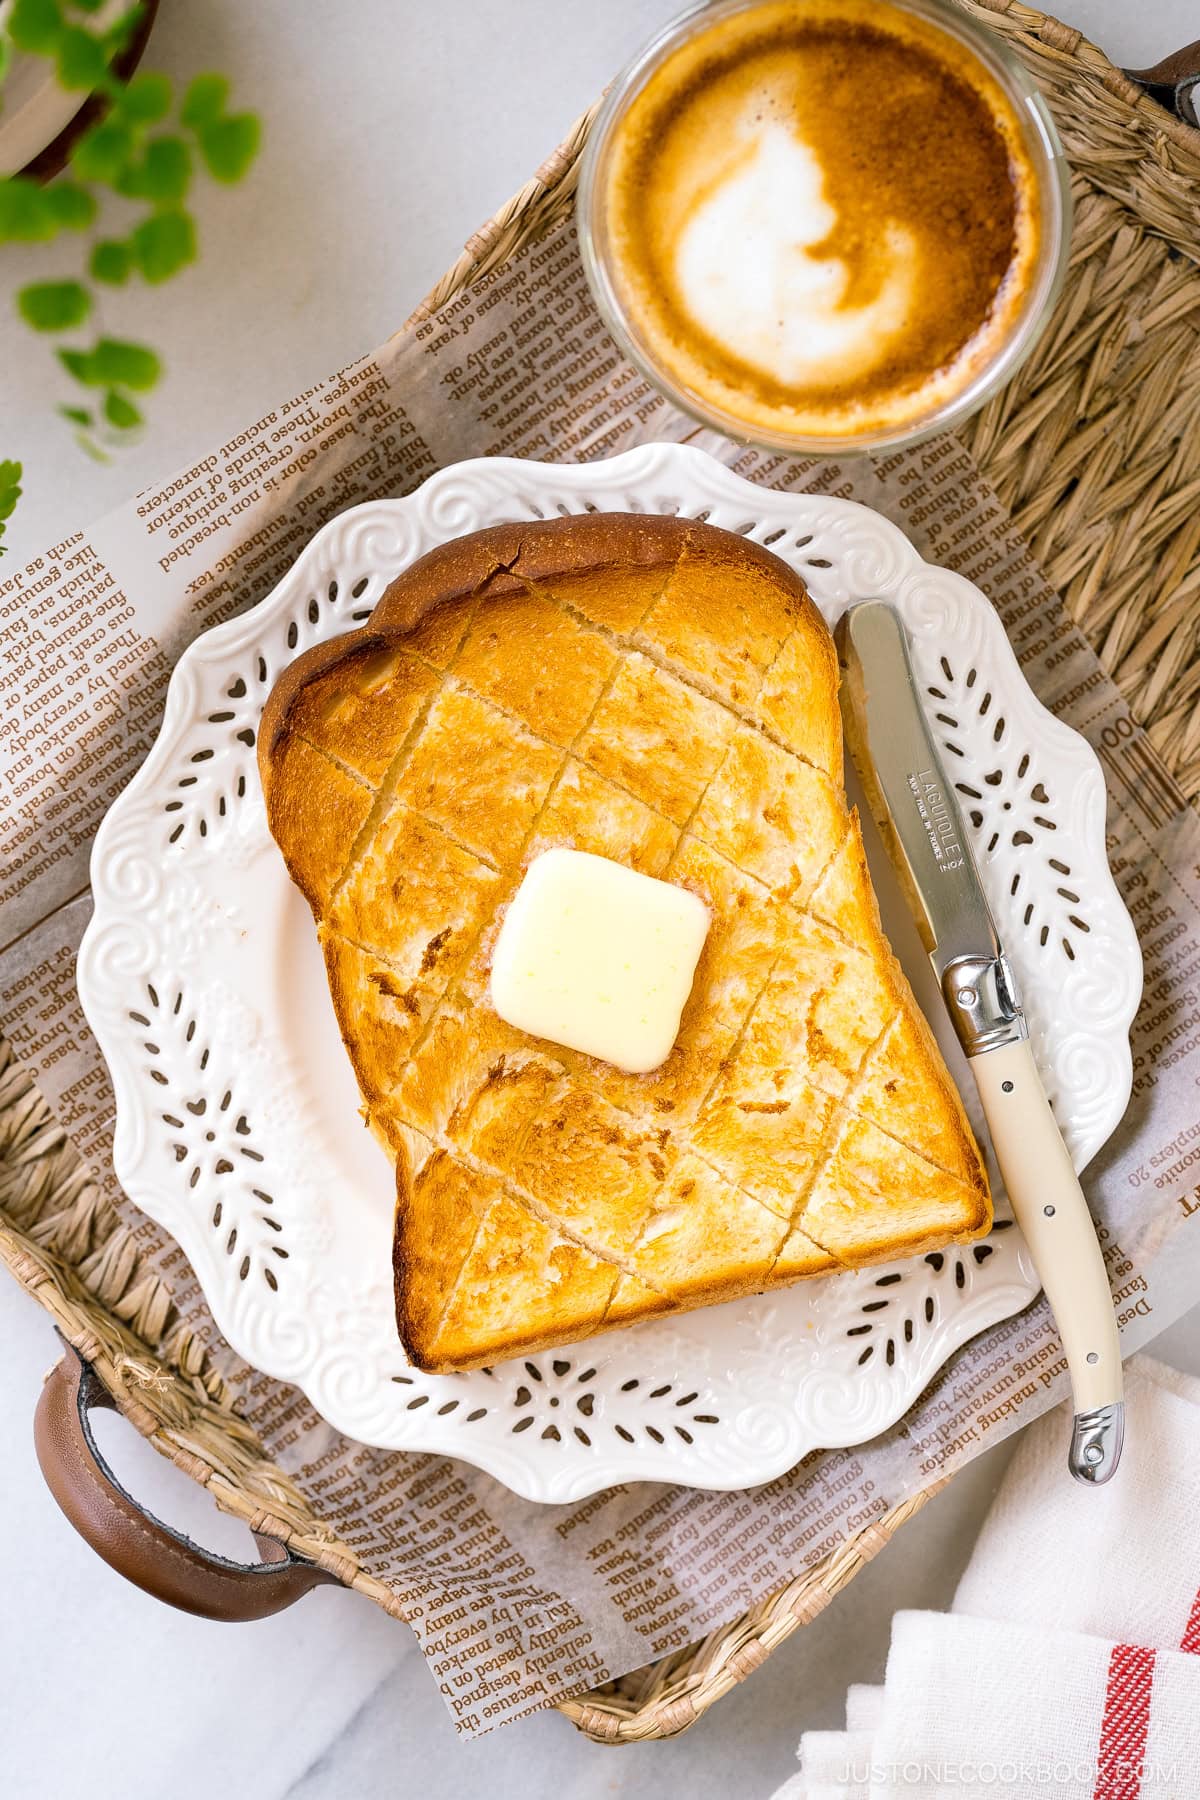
[[2, 3, 1197, 1796]]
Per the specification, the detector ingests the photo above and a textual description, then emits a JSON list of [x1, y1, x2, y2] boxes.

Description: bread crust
[[259, 512, 990, 1372]]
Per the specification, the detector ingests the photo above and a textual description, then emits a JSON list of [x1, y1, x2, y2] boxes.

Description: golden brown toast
[[259, 513, 990, 1372]]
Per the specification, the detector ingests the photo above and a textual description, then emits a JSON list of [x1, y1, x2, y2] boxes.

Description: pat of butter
[[490, 848, 710, 1074]]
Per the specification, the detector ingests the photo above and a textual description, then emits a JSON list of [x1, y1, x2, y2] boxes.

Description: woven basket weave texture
[[1, 0, 1197, 1744]]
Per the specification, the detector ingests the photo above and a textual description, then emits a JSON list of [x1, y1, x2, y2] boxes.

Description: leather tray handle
[[34, 1342, 341, 1621], [1124, 41, 1200, 128]]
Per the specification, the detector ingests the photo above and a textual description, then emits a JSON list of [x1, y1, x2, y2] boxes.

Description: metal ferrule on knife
[[942, 953, 1026, 1058], [835, 600, 1124, 1486]]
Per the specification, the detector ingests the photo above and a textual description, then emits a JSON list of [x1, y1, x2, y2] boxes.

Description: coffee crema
[[599, 0, 1044, 442]]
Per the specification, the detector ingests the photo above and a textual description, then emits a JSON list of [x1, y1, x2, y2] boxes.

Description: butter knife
[[835, 600, 1123, 1485]]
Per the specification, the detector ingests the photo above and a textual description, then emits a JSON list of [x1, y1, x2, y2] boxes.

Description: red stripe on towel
[[1093, 1644, 1156, 1800], [1180, 1590, 1200, 1655]]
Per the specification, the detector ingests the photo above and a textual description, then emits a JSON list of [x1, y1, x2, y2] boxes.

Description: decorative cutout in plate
[[78, 444, 1141, 1503]]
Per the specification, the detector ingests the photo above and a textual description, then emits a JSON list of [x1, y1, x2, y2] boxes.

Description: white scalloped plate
[[77, 444, 1141, 1502]]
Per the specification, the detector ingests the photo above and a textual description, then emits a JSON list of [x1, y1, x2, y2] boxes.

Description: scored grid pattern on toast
[[259, 514, 990, 1371]]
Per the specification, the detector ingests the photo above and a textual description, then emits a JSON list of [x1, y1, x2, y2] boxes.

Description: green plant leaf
[[44, 179, 96, 229], [58, 405, 93, 426], [103, 3, 144, 57], [57, 340, 161, 390], [90, 337, 161, 390], [0, 177, 57, 242], [90, 237, 133, 284], [76, 430, 110, 464], [131, 208, 195, 282], [58, 346, 100, 384], [0, 34, 11, 93], [56, 24, 113, 92], [197, 112, 260, 184], [0, 461, 23, 531], [103, 389, 142, 430], [116, 69, 171, 124], [17, 279, 92, 330], [180, 71, 229, 130], [0, 460, 22, 551], [118, 133, 191, 204], [7, 0, 62, 55], [72, 0, 111, 13], [71, 117, 133, 183], [0, 176, 91, 237], [144, 133, 192, 203]]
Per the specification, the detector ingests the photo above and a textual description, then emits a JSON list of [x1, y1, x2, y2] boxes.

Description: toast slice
[[260, 513, 990, 1372]]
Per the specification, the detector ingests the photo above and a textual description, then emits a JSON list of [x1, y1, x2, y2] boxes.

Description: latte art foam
[[599, 0, 1045, 443], [674, 120, 917, 389]]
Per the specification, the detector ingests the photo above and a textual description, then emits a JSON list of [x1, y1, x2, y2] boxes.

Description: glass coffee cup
[[577, 0, 1071, 455]]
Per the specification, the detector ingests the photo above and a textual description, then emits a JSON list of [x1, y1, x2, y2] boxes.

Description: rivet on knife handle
[[835, 601, 1124, 1486]]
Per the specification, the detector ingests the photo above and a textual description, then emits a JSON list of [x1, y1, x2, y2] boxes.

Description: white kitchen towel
[[867, 1612, 1200, 1799], [845, 1686, 885, 1733], [954, 1359, 1200, 1649], [793, 1731, 875, 1800], [776, 1356, 1200, 1800]]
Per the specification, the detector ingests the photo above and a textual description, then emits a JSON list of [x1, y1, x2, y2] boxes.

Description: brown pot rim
[[16, 0, 162, 184]]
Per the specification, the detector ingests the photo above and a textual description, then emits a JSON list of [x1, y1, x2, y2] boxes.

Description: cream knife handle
[[970, 1038, 1124, 1485]]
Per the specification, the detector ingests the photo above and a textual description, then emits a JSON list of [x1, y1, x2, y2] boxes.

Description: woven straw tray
[[3, 0, 1199, 1745]]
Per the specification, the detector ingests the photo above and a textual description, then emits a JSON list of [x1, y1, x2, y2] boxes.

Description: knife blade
[[835, 600, 1123, 1485]]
